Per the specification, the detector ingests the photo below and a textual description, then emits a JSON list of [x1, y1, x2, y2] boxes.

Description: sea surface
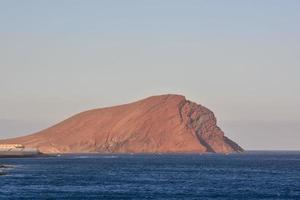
[[0, 151, 300, 200]]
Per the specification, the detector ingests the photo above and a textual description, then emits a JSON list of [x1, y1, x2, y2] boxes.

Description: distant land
[[0, 94, 243, 154]]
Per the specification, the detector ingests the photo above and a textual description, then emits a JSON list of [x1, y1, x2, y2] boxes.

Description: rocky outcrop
[[0, 94, 243, 153], [0, 164, 14, 176], [0, 171, 6, 176]]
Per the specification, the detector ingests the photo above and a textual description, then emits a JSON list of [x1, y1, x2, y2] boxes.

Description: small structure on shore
[[0, 143, 40, 157], [0, 144, 25, 149]]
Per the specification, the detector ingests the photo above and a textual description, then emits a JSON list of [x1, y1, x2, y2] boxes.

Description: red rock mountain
[[0, 95, 243, 153]]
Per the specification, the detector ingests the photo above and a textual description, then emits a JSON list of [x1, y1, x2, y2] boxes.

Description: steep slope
[[0, 94, 243, 153]]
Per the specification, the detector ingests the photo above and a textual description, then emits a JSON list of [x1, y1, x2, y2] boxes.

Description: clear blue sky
[[0, 0, 299, 150]]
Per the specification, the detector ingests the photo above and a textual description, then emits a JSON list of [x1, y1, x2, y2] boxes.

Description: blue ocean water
[[0, 152, 300, 200]]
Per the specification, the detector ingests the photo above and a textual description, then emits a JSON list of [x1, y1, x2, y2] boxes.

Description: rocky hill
[[0, 94, 243, 153]]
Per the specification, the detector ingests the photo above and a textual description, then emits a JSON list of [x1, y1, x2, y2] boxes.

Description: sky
[[0, 0, 299, 150]]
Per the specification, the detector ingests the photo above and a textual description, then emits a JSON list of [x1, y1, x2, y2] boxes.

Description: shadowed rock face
[[0, 95, 243, 153]]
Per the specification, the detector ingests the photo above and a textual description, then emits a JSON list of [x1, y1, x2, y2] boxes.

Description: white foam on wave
[[101, 155, 118, 158]]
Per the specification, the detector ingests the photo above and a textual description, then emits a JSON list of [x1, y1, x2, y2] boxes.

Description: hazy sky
[[0, 1, 299, 150]]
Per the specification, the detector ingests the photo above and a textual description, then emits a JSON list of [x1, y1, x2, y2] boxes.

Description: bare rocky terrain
[[0, 94, 243, 154]]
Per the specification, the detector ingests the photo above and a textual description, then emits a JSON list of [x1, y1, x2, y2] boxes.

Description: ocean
[[0, 152, 300, 200]]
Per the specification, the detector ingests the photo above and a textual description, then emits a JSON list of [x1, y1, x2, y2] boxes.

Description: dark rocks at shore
[[0, 164, 14, 176], [0, 170, 7, 176], [0, 164, 14, 168]]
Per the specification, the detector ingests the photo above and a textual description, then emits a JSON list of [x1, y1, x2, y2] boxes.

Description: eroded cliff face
[[179, 100, 243, 153], [0, 94, 243, 153]]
